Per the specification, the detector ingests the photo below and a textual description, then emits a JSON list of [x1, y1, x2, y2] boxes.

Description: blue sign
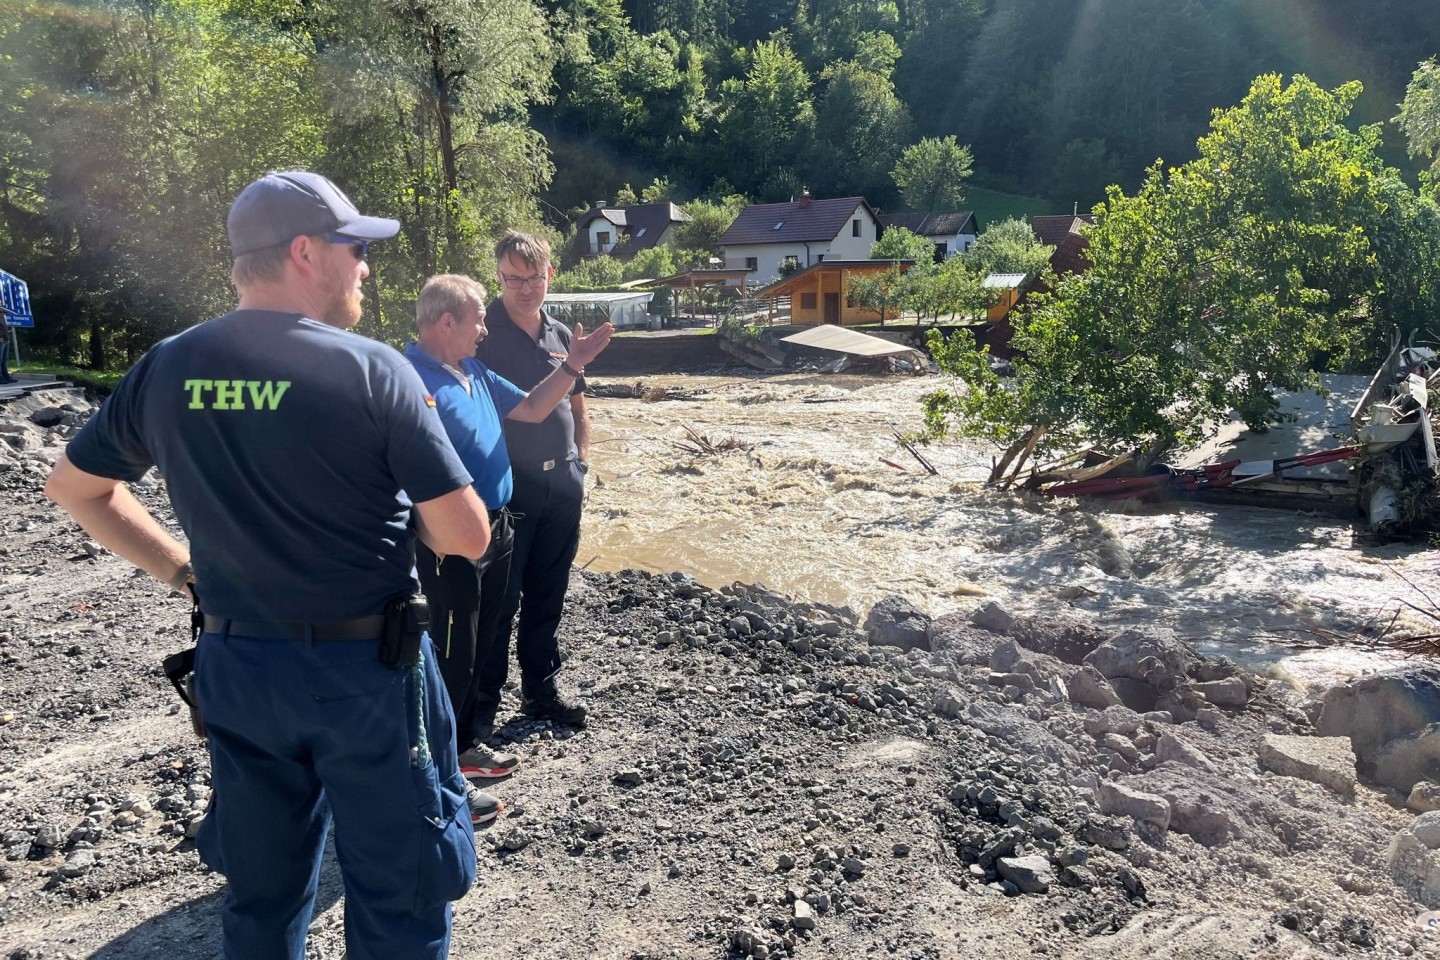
[[0, 269, 34, 328]]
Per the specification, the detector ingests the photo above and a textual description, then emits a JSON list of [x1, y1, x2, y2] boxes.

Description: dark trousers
[[0, 337, 10, 379], [193, 629, 474, 959], [416, 509, 513, 749], [497, 459, 585, 701]]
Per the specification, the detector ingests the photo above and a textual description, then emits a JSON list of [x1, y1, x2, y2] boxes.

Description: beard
[[319, 266, 364, 329]]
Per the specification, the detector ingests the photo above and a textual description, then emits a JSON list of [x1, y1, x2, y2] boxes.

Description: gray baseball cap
[[226, 171, 400, 256]]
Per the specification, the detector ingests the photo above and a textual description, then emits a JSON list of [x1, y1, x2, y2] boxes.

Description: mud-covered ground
[[3, 383, 1440, 959]]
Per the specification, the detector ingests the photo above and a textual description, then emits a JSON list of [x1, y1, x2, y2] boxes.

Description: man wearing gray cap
[[46, 171, 492, 959]]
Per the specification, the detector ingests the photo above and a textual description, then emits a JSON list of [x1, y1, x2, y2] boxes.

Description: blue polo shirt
[[404, 342, 527, 509], [66, 310, 473, 622]]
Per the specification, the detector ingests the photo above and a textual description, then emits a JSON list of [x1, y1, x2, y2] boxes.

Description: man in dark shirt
[[45, 171, 492, 960], [474, 231, 592, 733]]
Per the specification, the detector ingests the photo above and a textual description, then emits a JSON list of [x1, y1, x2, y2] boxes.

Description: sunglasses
[[324, 234, 370, 260]]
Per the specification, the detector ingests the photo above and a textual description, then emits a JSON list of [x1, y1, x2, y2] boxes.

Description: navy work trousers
[[193, 627, 475, 960], [417, 509, 514, 748], [496, 459, 584, 701]]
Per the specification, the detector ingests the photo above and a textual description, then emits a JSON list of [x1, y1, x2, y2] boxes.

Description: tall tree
[[923, 74, 1440, 471], [1397, 58, 1440, 197], [712, 36, 813, 194], [963, 218, 1052, 281], [806, 60, 911, 199], [891, 136, 973, 211]]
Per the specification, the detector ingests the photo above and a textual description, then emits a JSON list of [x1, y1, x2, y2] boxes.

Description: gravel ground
[[3, 386, 1440, 959]]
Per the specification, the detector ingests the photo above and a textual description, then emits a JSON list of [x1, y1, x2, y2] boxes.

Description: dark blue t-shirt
[[66, 310, 472, 621], [474, 299, 584, 464], [403, 343, 526, 508]]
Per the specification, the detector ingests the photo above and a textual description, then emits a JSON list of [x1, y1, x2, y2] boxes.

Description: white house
[[718, 191, 882, 286], [573, 202, 691, 258], [877, 211, 979, 259]]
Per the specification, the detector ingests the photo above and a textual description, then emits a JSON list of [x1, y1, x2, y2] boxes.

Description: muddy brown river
[[580, 372, 1439, 681]]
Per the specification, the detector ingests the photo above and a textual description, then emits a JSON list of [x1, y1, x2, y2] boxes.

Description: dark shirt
[[66, 310, 472, 621], [404, 342, 526, 508], [475, 298, 585, 464]]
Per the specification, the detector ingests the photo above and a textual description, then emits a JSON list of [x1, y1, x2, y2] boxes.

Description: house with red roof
[[1029, 214, 1096, 277], [718, 191, 882, 285], [574, 201, 692, 258]]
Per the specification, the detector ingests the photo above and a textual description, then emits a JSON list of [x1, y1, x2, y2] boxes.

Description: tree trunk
[[89, 317, 107, 371]]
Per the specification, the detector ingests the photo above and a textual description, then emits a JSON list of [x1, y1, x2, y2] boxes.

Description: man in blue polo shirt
[[45, 172, 493, 960], [405, 274, 611, 788]]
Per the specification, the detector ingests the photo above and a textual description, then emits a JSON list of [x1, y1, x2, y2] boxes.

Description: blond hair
[[230, 243, 293, 289]]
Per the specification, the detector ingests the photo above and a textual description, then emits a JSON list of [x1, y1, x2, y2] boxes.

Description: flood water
[[580, 372, 1439, 679]]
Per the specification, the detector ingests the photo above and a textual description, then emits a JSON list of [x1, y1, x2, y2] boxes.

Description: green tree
[[1397, 58, 1440, 197], [0, 0, 326, 368], [870, 226, 933, 262], [911, 254, 985, 323], [891, 136, 973, 211], [806, 60, 911, 198], [713, 36, 813, 193], [674, 192, 749, 253], [848, 228, 931, 322], [923, 74, 1440, 476], [963, 218, 1053, 282]]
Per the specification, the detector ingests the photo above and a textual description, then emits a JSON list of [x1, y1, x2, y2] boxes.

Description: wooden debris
[[892, 432, 939, 475], [671, 426, 752, 457]]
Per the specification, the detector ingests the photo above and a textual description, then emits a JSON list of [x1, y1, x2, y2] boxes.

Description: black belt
[[202, 614, 385, 640]]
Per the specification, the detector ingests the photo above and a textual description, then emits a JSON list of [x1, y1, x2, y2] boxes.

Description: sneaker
[[459, 743, 520, 781], [520, 693, 588, 727], [466, 784, 502, 825]]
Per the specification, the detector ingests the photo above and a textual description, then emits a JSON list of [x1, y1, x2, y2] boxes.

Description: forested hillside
[[541, 0, 1440, 210], [0, 0, 1437, 366]]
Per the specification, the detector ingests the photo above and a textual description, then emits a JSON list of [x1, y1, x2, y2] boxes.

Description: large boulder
[[1067, 665, 1123, 710], [1257, 734, 1356, 798], [1316, 668, 1440, 764], [1373, 724, 1440, 794], [1083, 627, 1193, 685], [862, 596, 931, 652], [1097, 781, 1171, 831]]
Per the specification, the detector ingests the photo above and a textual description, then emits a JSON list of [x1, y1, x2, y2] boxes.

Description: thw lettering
[[184, 379, 292, 411]]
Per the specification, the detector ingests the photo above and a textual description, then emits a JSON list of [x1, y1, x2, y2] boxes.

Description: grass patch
[[15, 364, 127, 395], [966, 185, 1061, 228]]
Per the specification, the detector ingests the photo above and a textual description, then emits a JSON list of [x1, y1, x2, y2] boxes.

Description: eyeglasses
[[499, 272, 546, 291], [325, 234, 369, 260]]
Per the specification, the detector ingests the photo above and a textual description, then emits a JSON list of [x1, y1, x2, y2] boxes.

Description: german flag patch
[[424, 395, 437, 407]]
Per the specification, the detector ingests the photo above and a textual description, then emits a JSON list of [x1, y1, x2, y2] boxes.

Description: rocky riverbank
[[4, 387, 1440, 958]]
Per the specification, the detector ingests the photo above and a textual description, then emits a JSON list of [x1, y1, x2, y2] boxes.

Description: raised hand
[[568, 321, 615, 369]]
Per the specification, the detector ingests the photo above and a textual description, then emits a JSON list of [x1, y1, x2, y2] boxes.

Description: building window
[[745, 257, 758, 271], [800, 292, 817, 310], [596, 231, 611, 251], [816, 253, 825, 262], [852, 219, 861, 237]]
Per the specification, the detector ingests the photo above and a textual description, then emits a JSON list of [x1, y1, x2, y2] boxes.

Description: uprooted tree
[[921, 73, 1440, 483]]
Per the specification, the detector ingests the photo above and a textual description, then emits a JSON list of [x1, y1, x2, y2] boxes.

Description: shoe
[[466, 784, 502, 825], [459, 743, 520, 781], [520, 693, 588, 727]]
